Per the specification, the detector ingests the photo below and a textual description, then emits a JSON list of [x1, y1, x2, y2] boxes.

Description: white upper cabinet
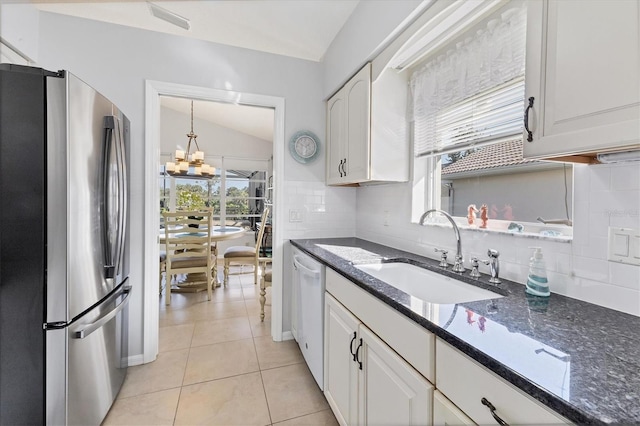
[[326, 93, 346, 184], [344, 65, 370, 183], [524, 0, 640, 162], [326, 63, 409, 185]]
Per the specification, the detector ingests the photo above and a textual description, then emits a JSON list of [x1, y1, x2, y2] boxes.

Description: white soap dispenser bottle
[[526, 247, 550, 297]]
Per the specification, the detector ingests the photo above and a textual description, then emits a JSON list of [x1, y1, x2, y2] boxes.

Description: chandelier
[[165, 100, 215, 176]]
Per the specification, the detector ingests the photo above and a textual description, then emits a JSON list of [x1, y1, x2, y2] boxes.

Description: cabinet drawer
[[326, 268, 435, 382], [436, 339, 570, 425]]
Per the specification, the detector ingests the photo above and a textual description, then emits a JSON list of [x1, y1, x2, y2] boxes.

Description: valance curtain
[[410, 5, 527, 157]]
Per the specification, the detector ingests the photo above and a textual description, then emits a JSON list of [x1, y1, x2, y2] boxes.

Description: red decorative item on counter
[[480, 204, 489, 228]]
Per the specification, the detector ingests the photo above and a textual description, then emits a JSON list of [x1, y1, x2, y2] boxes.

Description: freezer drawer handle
[[293, 255, 321, 276], [74, 287, 131, 339]]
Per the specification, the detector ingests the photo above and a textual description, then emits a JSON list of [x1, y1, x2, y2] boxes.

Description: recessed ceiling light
[[147, 2, 190, 31]]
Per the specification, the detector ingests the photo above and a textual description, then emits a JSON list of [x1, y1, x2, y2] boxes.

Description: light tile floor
[[103, 267, 338, 426]]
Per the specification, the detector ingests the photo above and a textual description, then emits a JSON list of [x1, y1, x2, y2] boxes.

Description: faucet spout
[[420, 209, 464, 273]]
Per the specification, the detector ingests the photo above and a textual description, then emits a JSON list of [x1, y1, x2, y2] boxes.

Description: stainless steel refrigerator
[[0, 64, 130, 425]]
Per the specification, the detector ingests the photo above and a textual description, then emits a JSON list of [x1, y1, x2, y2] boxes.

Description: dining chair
[[162, 210, 215, 305], [259, 258, 272, 322], [223, 207, 270, 286], [159, 250, 166, 295]]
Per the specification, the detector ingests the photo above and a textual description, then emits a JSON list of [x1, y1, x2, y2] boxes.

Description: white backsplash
[[355, 163, 640, 317], [282, 180, 357, 240]]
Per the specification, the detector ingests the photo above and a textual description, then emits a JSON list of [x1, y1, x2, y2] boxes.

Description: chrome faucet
[[419, 209, 464, 273], [482, 249, 501, 284]]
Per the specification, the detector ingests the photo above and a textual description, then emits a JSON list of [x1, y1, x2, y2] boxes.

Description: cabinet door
[[344, 63, 371, 184], [524, 0, 640, 160], [324, 294, 359, 426], [359, 325, 433, 426], [433, 391, 475, 426], [326, 91, 346, 185]]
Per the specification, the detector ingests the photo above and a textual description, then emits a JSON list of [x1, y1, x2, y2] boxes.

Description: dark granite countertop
[[290, 238, 640, 426]]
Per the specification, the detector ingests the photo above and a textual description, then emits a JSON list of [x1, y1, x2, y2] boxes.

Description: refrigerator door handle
[[114, 116, 127, 279], [101, 115, 122, 279], [73, 286, 131, 339]]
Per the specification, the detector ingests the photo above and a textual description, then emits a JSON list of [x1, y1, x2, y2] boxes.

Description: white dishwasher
[[292, 247, 326, 390]]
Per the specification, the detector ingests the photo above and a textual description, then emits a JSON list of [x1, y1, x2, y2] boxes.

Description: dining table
[[159, 225, 247, 288], [159, 225, 247, 244]]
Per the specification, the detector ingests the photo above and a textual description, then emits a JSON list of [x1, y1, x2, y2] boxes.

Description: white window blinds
[[410, 5, 527, 158]]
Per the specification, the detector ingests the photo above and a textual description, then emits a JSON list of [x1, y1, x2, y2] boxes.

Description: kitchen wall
[[160, 106, 273, 160], [0, 3, 355, 359], [321, 0, 640, 317], [356, 163, 640, 316]]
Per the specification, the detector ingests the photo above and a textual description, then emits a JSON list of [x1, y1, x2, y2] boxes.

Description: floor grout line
[[109, 269, 335, 425]]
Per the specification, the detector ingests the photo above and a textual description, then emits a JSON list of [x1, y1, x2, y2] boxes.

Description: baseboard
[[127, 353, 146, 366], [281, 331, 294, 341]]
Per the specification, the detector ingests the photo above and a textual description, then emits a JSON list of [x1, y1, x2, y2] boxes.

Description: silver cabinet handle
[[74, 287, 131, 339]]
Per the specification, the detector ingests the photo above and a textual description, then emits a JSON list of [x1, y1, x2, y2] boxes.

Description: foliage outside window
[[159, 166, 266, 229], [409, 4, 572, 234]]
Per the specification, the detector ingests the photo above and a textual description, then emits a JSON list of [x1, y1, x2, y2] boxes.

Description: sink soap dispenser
[[526, 247, 550, 297]]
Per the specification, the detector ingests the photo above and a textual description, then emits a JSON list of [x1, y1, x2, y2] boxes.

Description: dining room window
[[159, 161, 268, 229]]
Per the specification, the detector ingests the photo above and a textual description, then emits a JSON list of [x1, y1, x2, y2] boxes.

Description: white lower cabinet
[[324, 293, 433, 426], [322, 268, 569, 425], [324, 292, 360, 425], [433, 391, 475, 426], [436, 339, 571, 425]]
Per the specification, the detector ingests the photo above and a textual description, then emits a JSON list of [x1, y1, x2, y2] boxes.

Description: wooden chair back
[[162, 210, 214, 305]]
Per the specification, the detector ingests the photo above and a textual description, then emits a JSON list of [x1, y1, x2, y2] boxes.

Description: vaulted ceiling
[[21, 0, 360, 141], [28, 0, 360, 62]]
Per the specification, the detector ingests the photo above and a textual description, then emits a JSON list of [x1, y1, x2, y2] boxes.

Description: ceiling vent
[[148, 2, 191, 31]]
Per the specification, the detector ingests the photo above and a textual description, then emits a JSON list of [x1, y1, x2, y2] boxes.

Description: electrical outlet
[[289, 209, 303, 223], [608, 227, 640, 265]]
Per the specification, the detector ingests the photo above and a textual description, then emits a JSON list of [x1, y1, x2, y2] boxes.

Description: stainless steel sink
[[355, 262, 502, 304]]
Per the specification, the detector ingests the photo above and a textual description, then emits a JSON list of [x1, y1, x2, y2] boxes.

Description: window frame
[[159, 164, 268, 229]]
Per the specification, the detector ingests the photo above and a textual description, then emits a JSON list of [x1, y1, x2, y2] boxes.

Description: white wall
[[356, 163, 640, 316], [322, 0, 424, 97], [321, 1, 640, 316], [1, 5, 356, 358], [160, 106, 272, 160]]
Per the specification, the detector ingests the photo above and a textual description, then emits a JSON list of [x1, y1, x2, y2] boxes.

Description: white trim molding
[[144, 80, 285, 363]]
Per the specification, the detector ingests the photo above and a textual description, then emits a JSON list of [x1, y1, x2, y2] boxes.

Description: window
[[410, 4, 572, 235], [159, 161, 268, 229], [223, 170, 267, 228]]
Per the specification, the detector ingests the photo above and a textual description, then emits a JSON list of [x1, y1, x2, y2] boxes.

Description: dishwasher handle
[[293, 255, 321, 276]]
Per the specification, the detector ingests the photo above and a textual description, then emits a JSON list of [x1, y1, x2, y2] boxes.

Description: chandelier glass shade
[[165, 100, 215, 177]]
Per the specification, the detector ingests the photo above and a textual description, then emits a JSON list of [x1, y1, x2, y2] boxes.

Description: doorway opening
[[144, 81, 285, 363]]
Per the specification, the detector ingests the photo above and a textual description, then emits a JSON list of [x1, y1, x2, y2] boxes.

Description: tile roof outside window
[[442, 139, 540, 175]]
